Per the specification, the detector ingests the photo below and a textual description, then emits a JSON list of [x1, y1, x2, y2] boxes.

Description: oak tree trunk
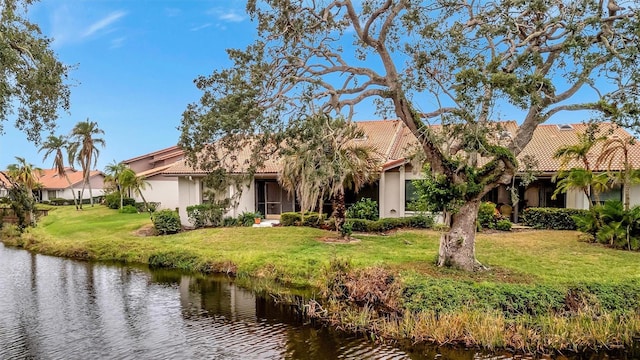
[[438, 199, 485, 271], [332, 190, 346, 235]]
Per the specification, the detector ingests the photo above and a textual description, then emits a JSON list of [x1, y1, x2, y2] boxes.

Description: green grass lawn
[[10, 205, 640, 288]]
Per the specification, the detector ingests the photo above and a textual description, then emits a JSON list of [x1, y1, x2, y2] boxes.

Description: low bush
[[522, 207, 589, 230], [280, 212, 302, 226], [119, 205, 138, 214], [478, 201, 499, 229], [222, 216, 239, 227], [187, 202, 227, 228], [343, 215, 434, 233], [496, 219, 512, 231], [50, 197, 69, 206], [346, 198, 379, 220], [301, 212, 325, 227], [152, 209, 181, 235]]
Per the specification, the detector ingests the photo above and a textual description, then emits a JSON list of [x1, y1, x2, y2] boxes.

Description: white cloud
[[190, 23, 213, 32], [207, 8, 247, 23], [218, 12, 245, 23], [83, 11, 127, 38], [110, 37, 126, 49]]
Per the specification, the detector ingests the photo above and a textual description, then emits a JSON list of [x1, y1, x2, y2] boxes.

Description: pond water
[[0, 243, 636, 359]]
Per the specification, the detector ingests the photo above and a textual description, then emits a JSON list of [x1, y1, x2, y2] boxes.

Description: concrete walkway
[[252, 220, 280, 228]]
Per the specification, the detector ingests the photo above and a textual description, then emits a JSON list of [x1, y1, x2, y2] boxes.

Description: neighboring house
[[121, 145, 185, 211], [0, 171, 12, 197], [36, 168, 106, 202], [126, 120, 640, 225]]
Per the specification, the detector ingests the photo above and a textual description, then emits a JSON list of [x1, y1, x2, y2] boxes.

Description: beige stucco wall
[[136, 177, 179, 211], [227, 181, 255, 218], [380, 171, 401, 218]]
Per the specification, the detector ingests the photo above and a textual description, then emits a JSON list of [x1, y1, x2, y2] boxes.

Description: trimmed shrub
[[345, 218, 371, 232], [496, 219, 512, 231], [346, 198, 379, 220], [301, 212, 325, 227], [186, 202, 227, 228], [522, 207, 589, 230], [280, 212, 302, 226], [49, 198, 68, 206], [119, 205, 138, 214], [405, 214, 434, 229], [152, 209, 181, 235], [478, 201, 499, 230]]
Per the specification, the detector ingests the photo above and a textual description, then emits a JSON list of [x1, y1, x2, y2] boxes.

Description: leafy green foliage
[[7, 184, 36, 231], [0, 0, 71, 142], [574, 201, 640, 251], [118, 205, 138, 214], [496, 219, 512, 231], [343, 215, 434, 233], [280, 212, 302, 226], [186, 202, 228, 228], [522, 208, 589, 230], [238, 211, 262, 227], [346, 198, 379, 220], [152, 209, 181, 235], [477, 201, 499, 230]]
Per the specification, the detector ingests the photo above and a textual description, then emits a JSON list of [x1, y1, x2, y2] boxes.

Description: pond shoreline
[[2, 206, 640, 357]]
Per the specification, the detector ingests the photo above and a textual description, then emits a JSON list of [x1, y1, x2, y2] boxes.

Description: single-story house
[[0, 171, 12, 197], [126, 120, 640, 226], [35, 168, 106, 203]]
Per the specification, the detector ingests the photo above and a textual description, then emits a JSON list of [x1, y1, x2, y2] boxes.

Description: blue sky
[[1, 0, 267, 171], [0, 0, 609, 172]]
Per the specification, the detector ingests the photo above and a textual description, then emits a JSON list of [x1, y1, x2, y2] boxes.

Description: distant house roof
[[131, 120, 640, 178], [122, 145, 184, 164], [37, 168, 104, 190], [0, 171, 13, 189]]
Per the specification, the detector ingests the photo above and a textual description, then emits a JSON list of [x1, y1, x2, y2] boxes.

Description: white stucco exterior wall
[[136, 178, 179, 211], [381, 171, 401, 218], [177, 177, 202, 225], [565, 189, 590, 209], [227, 181, 255, 218]]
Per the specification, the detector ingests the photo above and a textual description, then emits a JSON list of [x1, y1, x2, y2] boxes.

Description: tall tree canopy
[[0, 0, 71, 142], [180, 0, 640, 271], [68, 119, 105, 208]]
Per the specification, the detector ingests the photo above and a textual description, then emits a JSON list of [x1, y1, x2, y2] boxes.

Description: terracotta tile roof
[[156, 120, 639, 177], [517, 123, 640, 172], [36, 168, 104, 189], [0, 171, 13, 189]]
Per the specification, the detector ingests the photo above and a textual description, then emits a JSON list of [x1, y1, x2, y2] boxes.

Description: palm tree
[[104, 160, 128, 209], [596, 136, 639, 211], [279, 115, 380, 235], [123, 169, 152, 212], [6, 157, 43, 227], [553, 129, 607, 208], [7, 156, 43, 195], [68, 119, 106, 208], [39, 135, 79, 209], [552, 169, 609, 207], [553, 127, 602, 172]]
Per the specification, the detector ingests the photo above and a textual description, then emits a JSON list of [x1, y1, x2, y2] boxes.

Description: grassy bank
[[2, 205, 640, 354]]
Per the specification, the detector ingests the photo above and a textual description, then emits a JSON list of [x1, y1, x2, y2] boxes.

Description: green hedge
[[344, 215, 434, 233], [521, 207, 589, 230]]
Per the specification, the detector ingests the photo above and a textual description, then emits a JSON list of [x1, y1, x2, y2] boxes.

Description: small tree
[[278, 115, 380, 234], [39, 135, 79, 209], [596, 136, 640, 211]]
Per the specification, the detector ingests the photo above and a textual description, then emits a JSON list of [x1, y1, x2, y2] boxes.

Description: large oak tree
[[1, 0, 70, 143], [180, 0, 640, 271]]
